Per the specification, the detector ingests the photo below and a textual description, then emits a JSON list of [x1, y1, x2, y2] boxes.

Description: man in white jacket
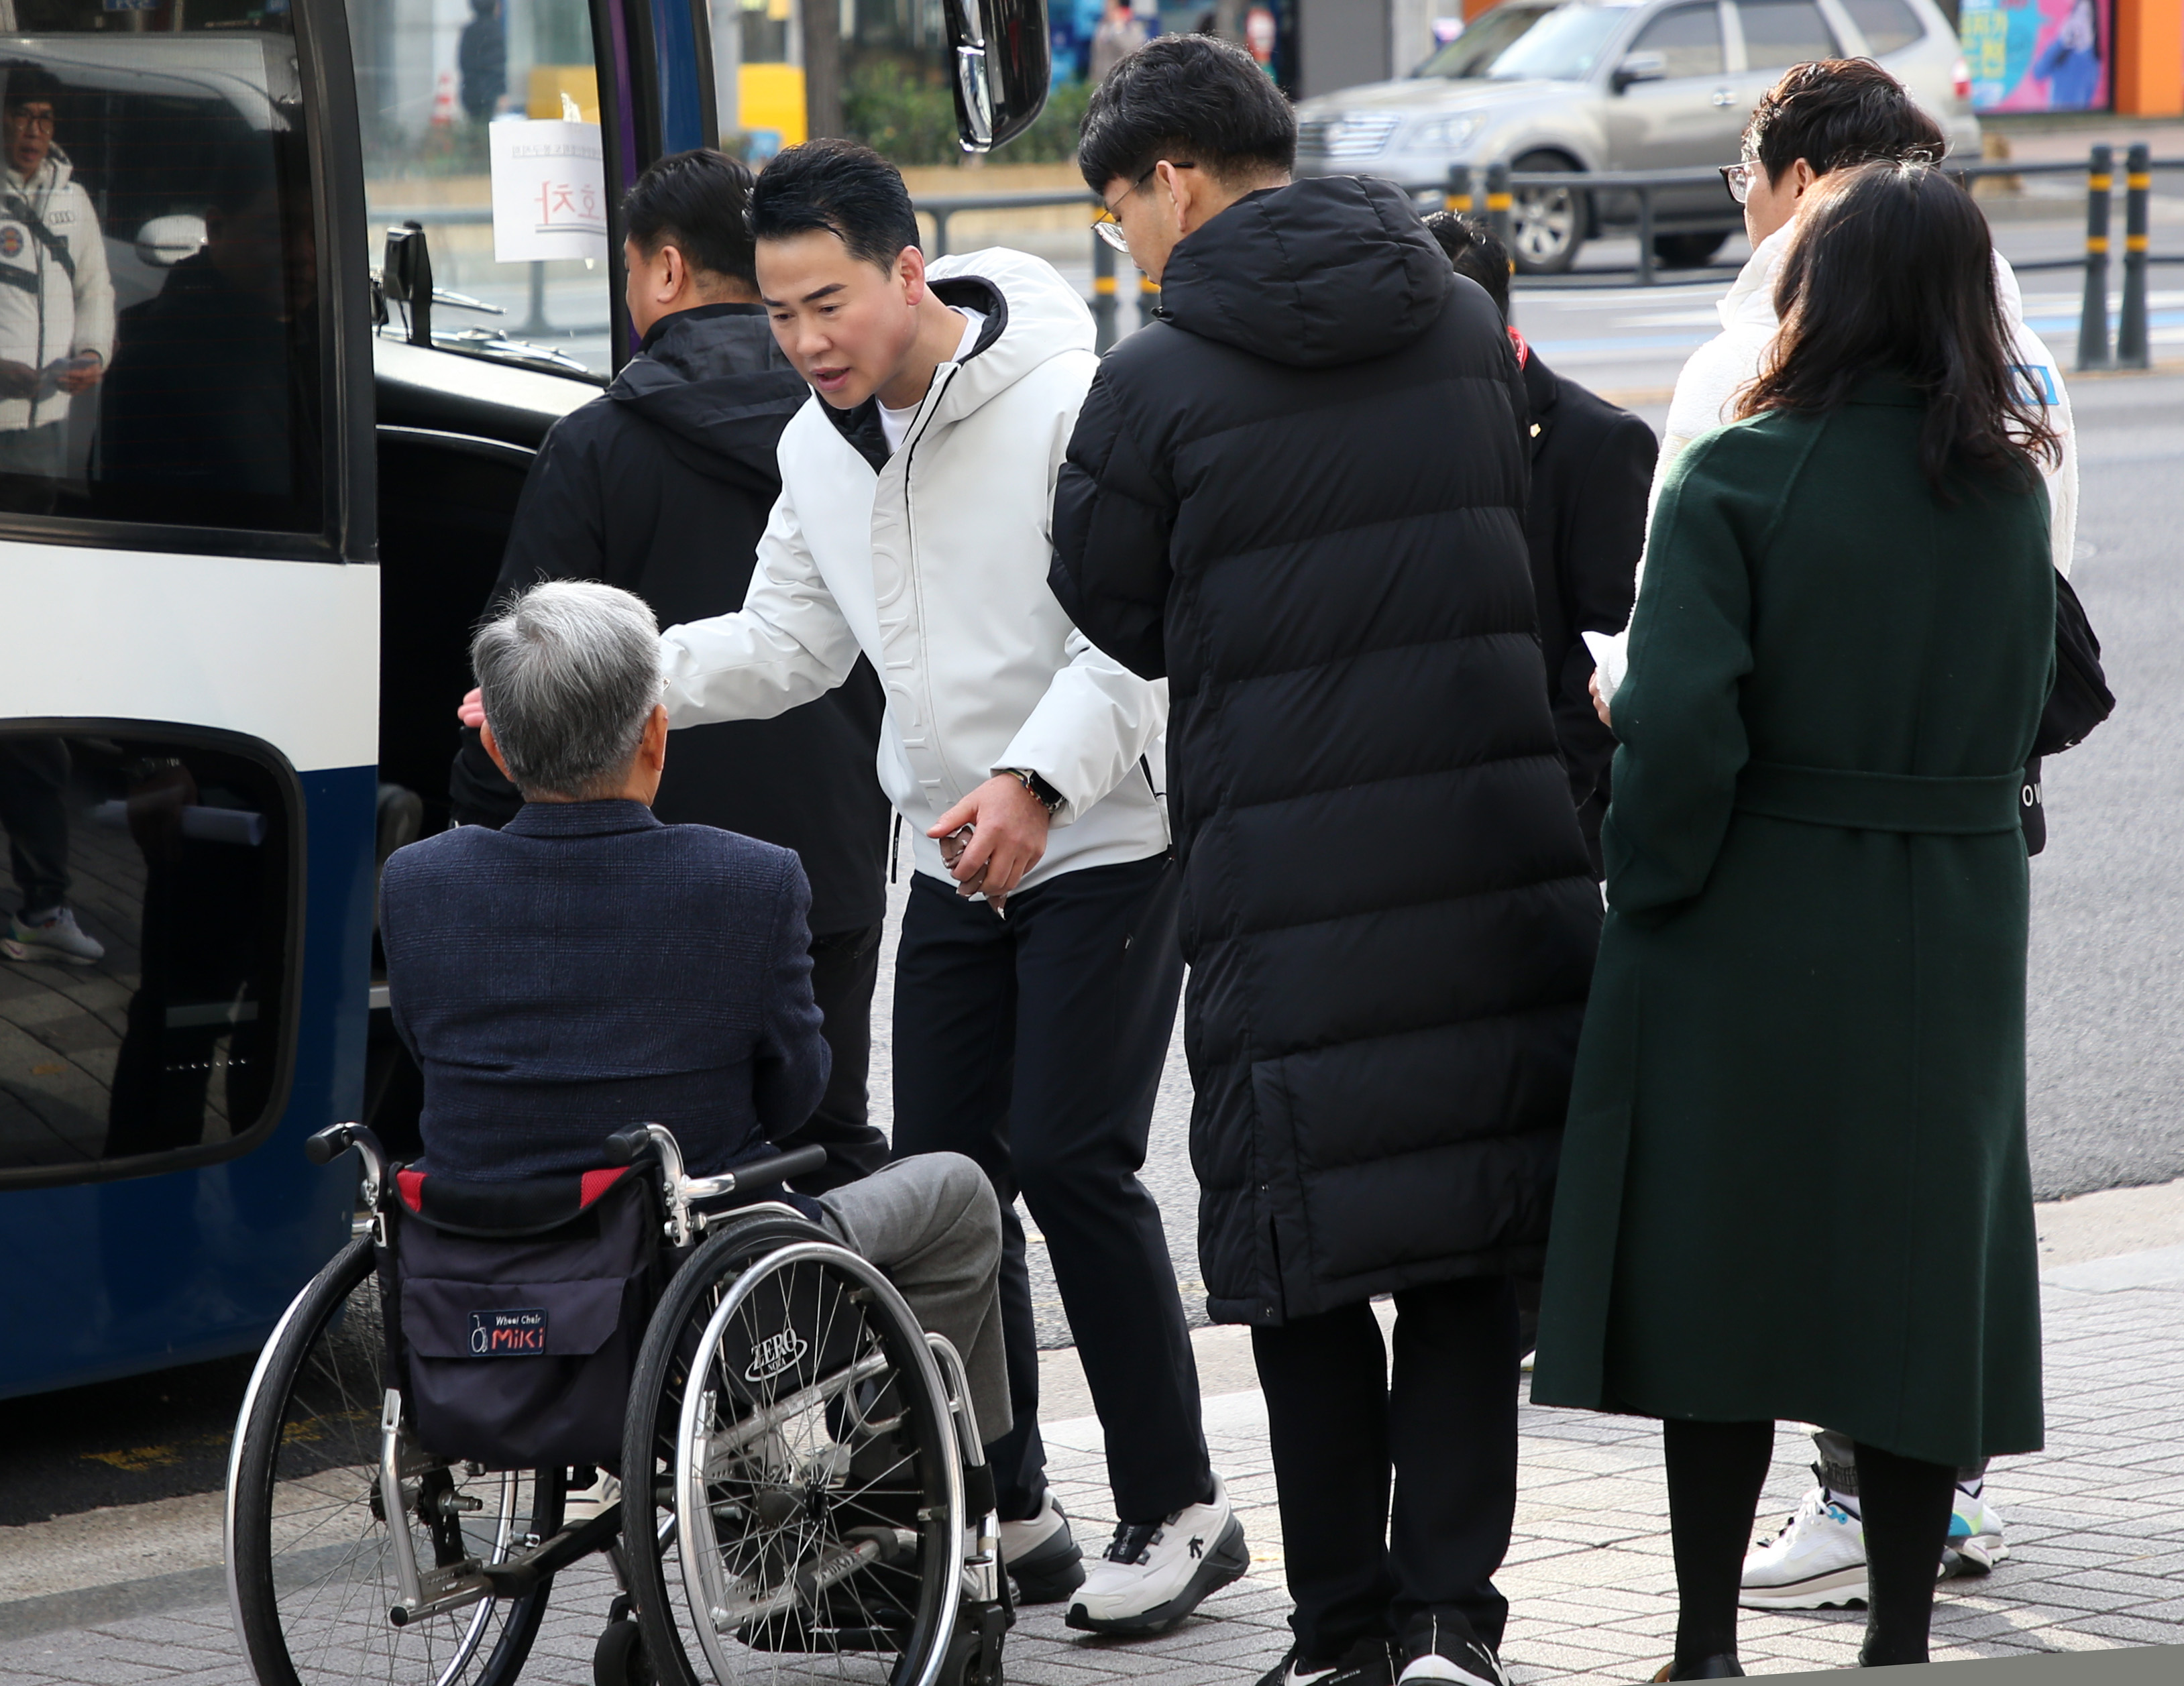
[[605, 141, 1244, 1635], [0, 64, 111, 512], [1592, 59, 2072, 1615]]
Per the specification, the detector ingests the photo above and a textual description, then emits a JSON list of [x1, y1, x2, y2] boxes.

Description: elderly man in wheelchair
[[227, 581, 1016, 1686]]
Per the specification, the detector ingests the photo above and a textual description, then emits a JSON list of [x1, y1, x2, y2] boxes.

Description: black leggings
[[1662, 1420, 1957, 1671]]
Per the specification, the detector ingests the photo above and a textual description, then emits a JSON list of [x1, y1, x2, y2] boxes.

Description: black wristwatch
[[997, 767, 1064, 815]]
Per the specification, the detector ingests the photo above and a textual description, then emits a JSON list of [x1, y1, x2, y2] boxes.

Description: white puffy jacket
[[659, 248, 1169, 893], [0, 148, 113, 433], [1596, 222, 2078, 700]]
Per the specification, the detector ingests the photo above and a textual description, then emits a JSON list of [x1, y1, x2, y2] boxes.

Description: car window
[[1480, 4, 1634, 80], [0, 21, 325, 536], [1737, 0, 1840, 67], [1631, 4, 1727, 76], [1839, 0, 1923, 54], [1414, 7, 1558, 78], [347, 0, 612, 377]]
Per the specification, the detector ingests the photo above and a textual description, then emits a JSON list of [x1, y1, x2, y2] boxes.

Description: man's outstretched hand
[[457, 687, 486, 730], [928, 776, 1051, 904]]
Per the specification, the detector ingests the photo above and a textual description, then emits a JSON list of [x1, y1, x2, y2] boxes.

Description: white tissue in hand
[[1584, 630, 1629, 706]]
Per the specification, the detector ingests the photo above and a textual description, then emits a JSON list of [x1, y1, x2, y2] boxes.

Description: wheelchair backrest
[[382, 1164, 663, 1471]]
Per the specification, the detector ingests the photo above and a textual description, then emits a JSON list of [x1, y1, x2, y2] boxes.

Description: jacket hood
[[818, 247, 1095, 465], [1724, 219, 2035, 339], [1154, 175, 1454, 369], [608, 303, 809, 494], [923, 246, 1095, 414]]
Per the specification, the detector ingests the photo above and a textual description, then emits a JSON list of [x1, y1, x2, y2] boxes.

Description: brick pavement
[[1, 1265, 2179, 1684]]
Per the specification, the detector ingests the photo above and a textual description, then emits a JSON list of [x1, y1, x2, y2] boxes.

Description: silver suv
[[1294, 0, 1975, 272]]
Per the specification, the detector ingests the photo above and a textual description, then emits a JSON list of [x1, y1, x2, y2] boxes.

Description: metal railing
[[369, 145, 2184, 368]]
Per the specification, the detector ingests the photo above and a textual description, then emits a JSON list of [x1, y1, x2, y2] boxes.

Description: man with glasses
[[1588, 58, 2075, 1618], [0, 63, 110, 514]]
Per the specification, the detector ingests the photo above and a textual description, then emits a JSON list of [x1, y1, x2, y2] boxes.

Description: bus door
[[0, 0, 379, 1399]]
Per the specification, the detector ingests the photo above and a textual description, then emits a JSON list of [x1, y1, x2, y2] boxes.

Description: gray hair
[[472, 580, 662, 799]]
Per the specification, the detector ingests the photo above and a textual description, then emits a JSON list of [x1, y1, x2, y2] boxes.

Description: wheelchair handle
[[716, 1144, 830, 1192], [601, 1128, 656, 1167], [305, 1121, 388, 1216]]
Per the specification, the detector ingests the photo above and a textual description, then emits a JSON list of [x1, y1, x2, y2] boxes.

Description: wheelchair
[[226, 1119, 1011, 1686]]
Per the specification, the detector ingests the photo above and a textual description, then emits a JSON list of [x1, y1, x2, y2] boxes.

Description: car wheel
[[1653, 231, 1730, 268], [1509, 151, 1584, 275]]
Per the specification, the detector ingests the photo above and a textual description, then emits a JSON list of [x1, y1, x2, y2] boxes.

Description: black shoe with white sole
[[1257, 1638, 1397, 1685], [997, 1491, 1085, 1604], [1396, 1611, 1509, 1686], [1064, 1475, 1250, 1636]]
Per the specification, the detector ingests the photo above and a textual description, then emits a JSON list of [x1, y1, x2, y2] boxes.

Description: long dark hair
[[1735, 160, 2059, 491]]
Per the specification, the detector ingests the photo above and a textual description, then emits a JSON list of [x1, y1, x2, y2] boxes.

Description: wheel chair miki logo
[[469, 1307, 549, 1355], [743, 1325, 808, 1383]]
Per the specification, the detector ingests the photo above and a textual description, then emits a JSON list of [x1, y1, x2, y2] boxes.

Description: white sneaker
[[1739, 1485, 1867, 1609], [3, 907, 103, 964], [1945, 1487, 2008, 1576], [997, 1490, 1084, 1604], [1065, 1474, 1249, 1636]]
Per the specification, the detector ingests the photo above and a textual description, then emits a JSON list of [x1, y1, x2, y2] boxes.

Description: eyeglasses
[[1718, 161, 1755, 205], [5, 108, 55, 133], [1092, 161, 1195, 251]]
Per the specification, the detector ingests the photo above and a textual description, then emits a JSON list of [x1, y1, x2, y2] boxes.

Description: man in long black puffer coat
[[1050, 36, 1602, 1686]]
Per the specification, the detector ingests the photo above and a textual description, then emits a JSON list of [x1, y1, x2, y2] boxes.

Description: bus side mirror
[[382, 221, 434, 347], [947, 0, 1050, 154]]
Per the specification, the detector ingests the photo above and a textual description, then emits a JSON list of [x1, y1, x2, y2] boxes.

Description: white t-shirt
[[878, 307, 986, 454]]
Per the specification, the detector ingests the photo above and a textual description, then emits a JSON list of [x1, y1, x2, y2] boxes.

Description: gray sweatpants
[[816, 1151, 1012, 1451]]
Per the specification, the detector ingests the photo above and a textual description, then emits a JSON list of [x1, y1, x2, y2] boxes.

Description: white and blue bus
[[0, 0, 1045, 1401]]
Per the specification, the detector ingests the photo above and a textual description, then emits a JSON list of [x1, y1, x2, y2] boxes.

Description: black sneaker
[[1258, 1638, 1397, 1685], [1396, 1611, 1509, 1685]]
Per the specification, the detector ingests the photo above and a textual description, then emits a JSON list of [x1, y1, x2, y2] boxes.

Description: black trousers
[[1252, 1277, 1521, 1661], [891, 853, 1207, 1524], [776, 921, 889, 1196]]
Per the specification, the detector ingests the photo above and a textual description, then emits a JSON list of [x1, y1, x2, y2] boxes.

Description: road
[[5, 212, 2181, 1532]]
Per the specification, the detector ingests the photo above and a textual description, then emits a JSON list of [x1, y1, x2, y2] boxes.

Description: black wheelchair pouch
[[380, 1164, 661, 1470]]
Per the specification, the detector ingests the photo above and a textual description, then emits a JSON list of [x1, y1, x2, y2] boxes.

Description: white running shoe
[[3, 907, 103, 965], [1739, 1485, 1867, 1609], [998, 1490, 1085, 1604], [1065, 1475, 1249, 1636], [1945, 1487, 2008, 1576]]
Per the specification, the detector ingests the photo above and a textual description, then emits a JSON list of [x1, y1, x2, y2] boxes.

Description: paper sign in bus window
[[488, 119, 608, 264]]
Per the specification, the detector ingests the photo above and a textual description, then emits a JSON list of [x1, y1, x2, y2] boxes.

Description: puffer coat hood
[[1154, 174, 1455, 369], [608, 303, 809, 496]]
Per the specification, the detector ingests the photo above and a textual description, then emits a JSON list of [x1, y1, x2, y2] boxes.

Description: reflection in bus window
[[0, 25, 323, 533], [347, 0, 612, 374], [0, 732, 292, 1177]]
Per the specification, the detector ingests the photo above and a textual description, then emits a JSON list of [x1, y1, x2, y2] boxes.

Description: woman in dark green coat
[[1530, 160, 2061, 1679]]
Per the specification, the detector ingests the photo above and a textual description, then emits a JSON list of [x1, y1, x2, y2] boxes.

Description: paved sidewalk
[[3, 1254, 2180, 1685]]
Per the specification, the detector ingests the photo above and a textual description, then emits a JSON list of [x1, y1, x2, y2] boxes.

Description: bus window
[[0, 728, 296, 1182], [0, 21, 325, 535], [347, 0, 612, 374]]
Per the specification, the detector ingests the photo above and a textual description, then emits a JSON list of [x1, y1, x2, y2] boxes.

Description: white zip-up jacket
[[0, 148, 113, 433], [659, 248, 1169, 893], [1595, 222, 2077, 700]]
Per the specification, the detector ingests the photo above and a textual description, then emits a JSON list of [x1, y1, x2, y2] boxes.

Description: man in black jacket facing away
[[1424, 212, 1655, 878], [1050, 37, 1602, 1686], [451, 150, 891, 1192]]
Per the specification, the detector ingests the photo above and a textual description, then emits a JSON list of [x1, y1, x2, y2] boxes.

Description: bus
[[0, 0, 1046, 1401]]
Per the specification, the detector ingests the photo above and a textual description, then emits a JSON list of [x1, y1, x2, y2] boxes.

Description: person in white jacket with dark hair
[[0, 63, 111, 511], [1585, 60, 2073, 1619], [456, 138, 1249, 1638]]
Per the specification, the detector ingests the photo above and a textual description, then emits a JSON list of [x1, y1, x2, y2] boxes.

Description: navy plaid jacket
[[380, 799, 830, 1182]]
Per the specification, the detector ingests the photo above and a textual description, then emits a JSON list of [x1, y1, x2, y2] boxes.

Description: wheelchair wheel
[[227, 1235, 567, 1686], [623, 1220, 965, 1685]]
